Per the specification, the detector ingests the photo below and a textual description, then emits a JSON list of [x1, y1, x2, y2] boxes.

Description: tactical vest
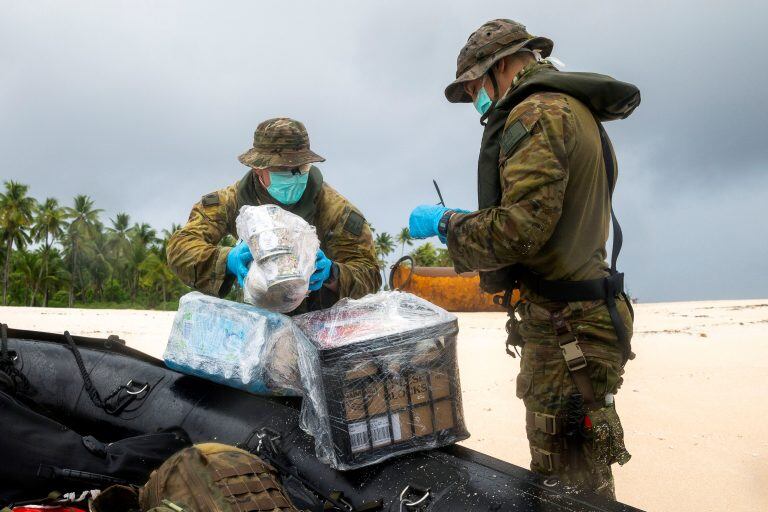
[[477, 67, 640, 364]]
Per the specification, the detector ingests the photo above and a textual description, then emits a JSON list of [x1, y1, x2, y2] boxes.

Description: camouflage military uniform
[[167, 118, 381, 313], [443, 20, 634, 499]]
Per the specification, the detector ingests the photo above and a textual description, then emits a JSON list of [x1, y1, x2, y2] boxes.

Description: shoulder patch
[[500, 120, 531, 158], [343, 210, 365, 236], [201, 192, 220, 207]]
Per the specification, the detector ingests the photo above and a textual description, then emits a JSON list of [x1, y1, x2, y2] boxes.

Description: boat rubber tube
[[4, 327, 642, 512]]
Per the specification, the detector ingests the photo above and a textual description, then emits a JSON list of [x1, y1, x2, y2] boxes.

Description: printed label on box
[[348, 421, 370, 453], [390, 413, 402, 442], [408, 374, 430, 404], [370, 415, 393, 447]]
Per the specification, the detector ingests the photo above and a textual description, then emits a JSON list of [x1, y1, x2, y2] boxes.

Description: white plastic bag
[[236, 205, 319, 313]]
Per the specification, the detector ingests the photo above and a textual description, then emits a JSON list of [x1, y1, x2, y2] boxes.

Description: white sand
[[2, 300, 767, 511]]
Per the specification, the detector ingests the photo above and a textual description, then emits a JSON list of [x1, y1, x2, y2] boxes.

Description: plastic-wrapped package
[[236, 205, 319, 313], [164, 291, 304, 395], [293, 291, 469, 470]]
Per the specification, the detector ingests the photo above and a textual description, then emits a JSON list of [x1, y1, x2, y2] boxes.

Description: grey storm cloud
[[1, 0, 766, 302]]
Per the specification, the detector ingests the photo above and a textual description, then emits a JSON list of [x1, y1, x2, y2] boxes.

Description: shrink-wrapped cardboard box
[[294, 291, 469, 470]]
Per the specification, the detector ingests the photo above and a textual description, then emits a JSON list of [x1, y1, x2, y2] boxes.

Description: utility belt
[[494, 267, 634, 419], [494, 268, 634, 362]]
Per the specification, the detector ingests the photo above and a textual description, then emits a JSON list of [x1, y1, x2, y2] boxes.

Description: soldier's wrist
[[323, 262, 340, 289], [438, 210, 456, 238]]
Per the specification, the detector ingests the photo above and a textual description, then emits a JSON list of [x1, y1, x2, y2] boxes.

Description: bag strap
[[597, 122, 622, 274]]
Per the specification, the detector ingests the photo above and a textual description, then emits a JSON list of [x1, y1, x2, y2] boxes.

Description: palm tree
[[88, 224, 112, 301], [374, 232, 395, 263], [159, 223, 182, 260], [411, 242, 438, 267], [127, 223, 157, 301], [396, 227, 413, 257], [374, 232, 395, 288], [14, 249, 42, 306], [107, 213, 132, 287], [64, 195, 103, 307], [131, 222, 157, 248], [139, 252, 176, 305], [30, 198, 66, 305], [0, 181, 36, 305], [40, 247, 66, 307]]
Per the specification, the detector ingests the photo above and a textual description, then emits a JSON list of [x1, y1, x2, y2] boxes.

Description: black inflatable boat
[[1, 326, 641, 511]]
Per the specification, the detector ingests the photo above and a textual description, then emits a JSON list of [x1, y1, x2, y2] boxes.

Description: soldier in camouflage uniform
[[168, 118, 381, 313], [408, 20, 639, 498]]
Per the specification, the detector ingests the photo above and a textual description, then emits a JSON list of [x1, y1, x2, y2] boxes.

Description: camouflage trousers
[[515, 299, 633, 500]]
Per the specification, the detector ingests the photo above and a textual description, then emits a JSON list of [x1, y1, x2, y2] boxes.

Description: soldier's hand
[[409, 205, 470, 243], [409, 205, 448, 239], [309, 249, 333, 291], [226, 241, 253, 286]]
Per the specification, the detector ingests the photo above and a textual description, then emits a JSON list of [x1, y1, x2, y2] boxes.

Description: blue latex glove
[[309, 249, 333, 291], [409, 205, 448, 239], [409, 205, 471, 243], [226, 241, 253, 286]]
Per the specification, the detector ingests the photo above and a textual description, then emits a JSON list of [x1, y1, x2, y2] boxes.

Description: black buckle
[[493, 288, 515, 309]]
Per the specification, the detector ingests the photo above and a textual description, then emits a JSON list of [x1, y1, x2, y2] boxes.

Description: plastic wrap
[[236, 205, 319, 313], [293, 291, 469, 470], [164, 291, 304, 395]]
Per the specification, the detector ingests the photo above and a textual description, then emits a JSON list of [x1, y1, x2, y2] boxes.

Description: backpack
[[139, 443, 301, 512], [0, 390, 190, 507]]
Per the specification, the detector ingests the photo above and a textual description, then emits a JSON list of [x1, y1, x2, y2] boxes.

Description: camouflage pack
[[139, 443, 301, 512]]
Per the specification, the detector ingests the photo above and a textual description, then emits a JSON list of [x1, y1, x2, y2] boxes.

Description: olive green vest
[[477, 65, 640, 293]]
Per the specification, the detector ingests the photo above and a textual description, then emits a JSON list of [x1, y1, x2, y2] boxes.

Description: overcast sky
[[1, 1, 766, 302]]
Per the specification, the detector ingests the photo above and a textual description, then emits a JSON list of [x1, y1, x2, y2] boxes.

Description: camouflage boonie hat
[[238, 117, 326, 168], [445, 19, 553, 103]]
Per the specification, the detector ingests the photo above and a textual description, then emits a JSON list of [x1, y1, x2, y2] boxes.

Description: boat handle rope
[[63, 330, 149, 415]]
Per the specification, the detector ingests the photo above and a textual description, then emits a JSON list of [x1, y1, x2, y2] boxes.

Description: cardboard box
[[318, 333, 467, 469], [294, 292, 470, 470]]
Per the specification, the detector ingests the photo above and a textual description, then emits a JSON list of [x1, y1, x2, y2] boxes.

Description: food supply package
[[236, 204, 319, 313], [293, 291, 469, 470], [164, 291, 305, 395]]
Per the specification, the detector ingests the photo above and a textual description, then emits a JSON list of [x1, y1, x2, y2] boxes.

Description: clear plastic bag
[[164, 291, 304, 395], [236, 205, 319, 313], [293, 291, 469, 470]]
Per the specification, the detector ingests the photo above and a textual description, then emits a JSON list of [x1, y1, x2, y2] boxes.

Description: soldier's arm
[[167, 187, 238, 297], [317, 186, 382, 299], [447, 97, 572, 273]]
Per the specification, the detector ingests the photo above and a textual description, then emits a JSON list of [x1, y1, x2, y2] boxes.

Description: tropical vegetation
[[0, 181, 453, 309], [0, 181, 186, 309]]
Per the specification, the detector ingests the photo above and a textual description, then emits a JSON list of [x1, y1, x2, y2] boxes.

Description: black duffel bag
[[0, 390, 191, 506]]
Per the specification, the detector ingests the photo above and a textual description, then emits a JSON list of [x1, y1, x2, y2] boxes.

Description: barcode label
[[348, 421, 369, 453], [390, 413, 402, 441], [370, 415, 392, 447]]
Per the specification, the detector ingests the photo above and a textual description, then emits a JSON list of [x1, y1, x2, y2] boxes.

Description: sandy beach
[[2, 300, 766, 511]]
